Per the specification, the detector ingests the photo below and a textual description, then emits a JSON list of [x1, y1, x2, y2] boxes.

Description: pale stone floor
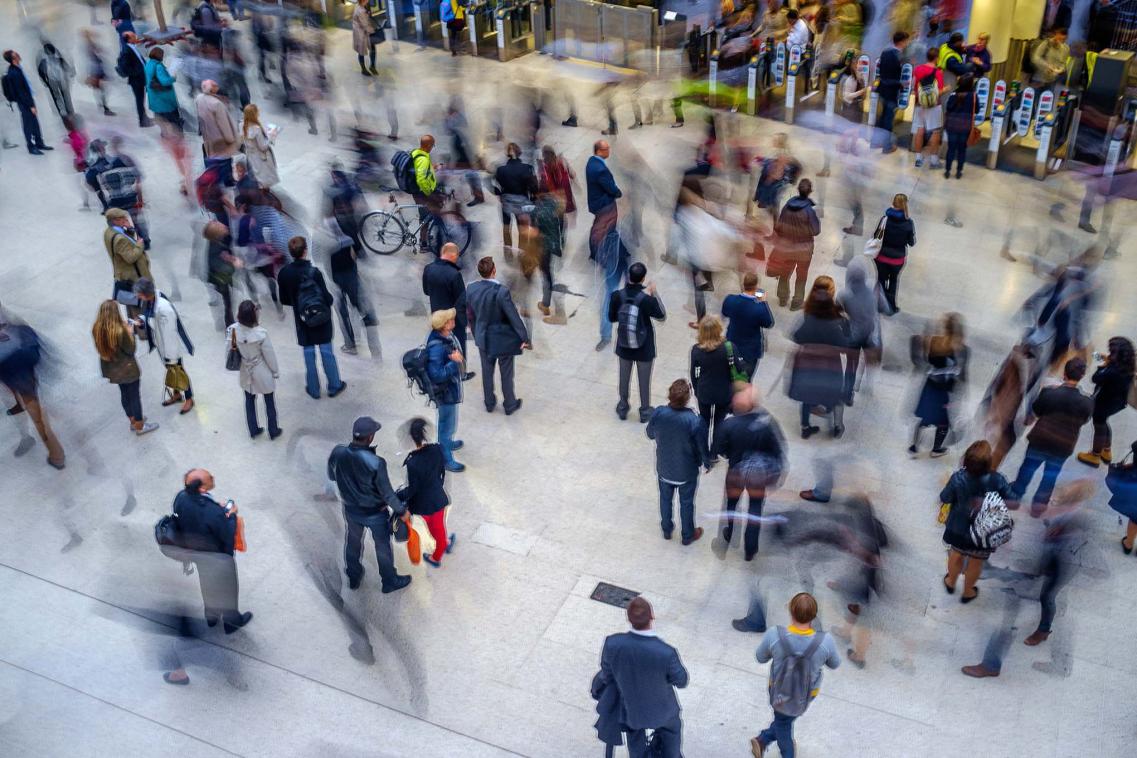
[[1, 4, 1135, 757]]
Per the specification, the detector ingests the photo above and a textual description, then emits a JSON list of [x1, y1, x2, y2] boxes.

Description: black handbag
[[369, 24, 386, 44], [391, 511, 409, 542], [225, 328, 242, 371]]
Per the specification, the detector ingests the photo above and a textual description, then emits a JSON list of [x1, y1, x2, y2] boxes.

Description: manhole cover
[[590, 582, 640, 609]]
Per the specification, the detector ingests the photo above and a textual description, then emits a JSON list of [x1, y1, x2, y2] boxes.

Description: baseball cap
[[352, 416, 382, 438]]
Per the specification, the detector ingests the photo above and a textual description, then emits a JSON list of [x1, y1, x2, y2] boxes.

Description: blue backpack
[[440, 0, 455, 23]]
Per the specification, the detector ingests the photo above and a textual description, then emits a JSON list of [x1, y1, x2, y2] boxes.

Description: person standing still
[[609, 262, 666, 422], [92, 299, 158, 435], [646, 379, 712, 545], [722, 272, 775, 380], [229, 299, 282, 440], [873, 193, 915, 314], [400, 417, 456, 567], [874, 32, 910, 154], [587, 140, 622, 350], [426, 308, 466, 472], [277, 236, 347, 400], [423, 242, 474, 380], [465, 256, 529, 415], [351, 1, 379, 76], [3, 50, 53, 154]]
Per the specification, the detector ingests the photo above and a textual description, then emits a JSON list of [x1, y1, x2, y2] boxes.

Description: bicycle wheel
[[359, 211, 406, 255], [435, 212, 473, 256]]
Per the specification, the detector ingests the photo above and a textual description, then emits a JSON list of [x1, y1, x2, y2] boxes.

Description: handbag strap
[[229, 326, 238, 350], [872, 215, 887, 240]]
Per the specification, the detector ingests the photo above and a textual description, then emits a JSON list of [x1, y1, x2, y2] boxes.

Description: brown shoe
[[961, 664, 999, 678], [750, 736, 766, 757], [1024, 630, 1050, 646], [681, 527, 704, 546], [537, 302, 551, 316]]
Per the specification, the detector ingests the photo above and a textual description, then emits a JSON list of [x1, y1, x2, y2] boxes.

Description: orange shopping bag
[[404, 515, 421, 565], [234, 516, 247, 552]]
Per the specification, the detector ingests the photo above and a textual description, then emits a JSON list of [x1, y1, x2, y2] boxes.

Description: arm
[[808, 207, 821, 237], [907, 220, 916, 248], [757, 301, 775, 328], [400, 461, 419, 509], [607, 290, 621, 324], [316, 268, 334, 306], [373, 458, 405, 516], [651, 292, 667, 322], [601, 167, 622, 200], [695, 416, 712, 467], [156, 62, 176, 86], [689, 347, 699, 394], [667, 648, 690, 689], [500, 288, 529, 343], [115, 234, 146, 265], [823, 635, 842, 669], [645, 412, 657, 441], [261, 332, 280, 376], [754, 628, 776, 664]]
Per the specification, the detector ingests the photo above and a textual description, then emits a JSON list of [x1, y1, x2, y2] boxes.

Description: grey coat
[[228, 323, 279, 395]]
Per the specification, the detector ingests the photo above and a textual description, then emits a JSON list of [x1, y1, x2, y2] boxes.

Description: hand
[[30, 107, 36, 116], [521, 342, 532, 350], [225, 501, 239, 517], [646, 281, 657, 295], [449, 350, 464, 364]]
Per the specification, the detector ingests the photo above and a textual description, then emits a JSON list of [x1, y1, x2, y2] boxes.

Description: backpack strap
[[801, 630, 825, 659]]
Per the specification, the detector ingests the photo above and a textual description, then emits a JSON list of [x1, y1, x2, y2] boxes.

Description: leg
[[1036, 552, 1064, 634], [499, 355, 518, 409], [343, 518, 365, 583], [886, 263, 902, 311], [302, 345, 319, 398], [932, 424, 949, 452], [635, 359, 653, 416], [742, 490, 765, 559], [692, 268, 707, 322], [772, 711, 797, 758], [698, 402, 714, 449], [118, 382, 136, 422], [437, 403, 458, 465], [264, 392, 279, 434], [1011, 447, 1045, 501], [721, 482, 741, 544], [791, 260, 810, 306], [657, 478, 676, 537], [672, 97, 684, 125], [15, 391, 64, 466], [775, 273, 790, 305], [244, 390, 260, 434], [422, 509, 448, 562], [800, 402, 812, 430], [962, 555, 985, 598], [678, 479, 698, 541], [946, 548, 965, 587], [124, 380, 144, 423], [367, 525, 401, 588], [318, 342, 343, 392], [1033, 454, 1065, 509], [617, 358, 632, 416], [654, 716, 683, 758], [480, 353, 497, 410], [336, 292, 357, 350], [133, 82, 148, 126], [1091, 418, 1110, 455]]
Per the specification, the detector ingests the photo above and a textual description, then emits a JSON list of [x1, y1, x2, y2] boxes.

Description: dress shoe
[[1123, 537, 1134, 555], [616, 405, 628, 421], [250, 427, 264, 439], [47, 457, 66, 470], [681, 527, 704, 546], [370, 66, 379, 75], [562, 117, 578, 127], [29, 148, 44, 155], [733, 619, 765, 634], [450, 440, 464, 451], [37, 144, 54, 150], [799, 489, 830, 503], [462, 371, 476, 381], [269, 427, 284, 440], [348, 572, 363, 590], [381, 575, 412, 594], [504, 400, 523, 415], [485, 403, 496, 413], [662, 530, 672, 540], [943, 574, 955, 594], [789, 299, 804, 311], [223, 611, 253, 634], [328, 382, 347, 398], [801, 425, 820, 439], [1023, 629, 1050, 646], [163, 671, 190, 685], [960, 586, 979, 604], [445, 461, 466, 472], [422, 555, 441, 567], [961, 664, 999, 678]]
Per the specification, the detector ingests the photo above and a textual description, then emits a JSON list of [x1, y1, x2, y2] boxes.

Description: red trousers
[[421, 509, 448, 562]]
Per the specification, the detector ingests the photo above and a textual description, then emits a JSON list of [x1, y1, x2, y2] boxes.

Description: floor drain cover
[[590, 582, 640, 609]]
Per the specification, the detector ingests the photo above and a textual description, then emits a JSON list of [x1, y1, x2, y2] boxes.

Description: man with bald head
[[586, 139, 623, 350], [195, 78, 238, 183], [172, 468, 253, 634], [116, 32, 152, 127]]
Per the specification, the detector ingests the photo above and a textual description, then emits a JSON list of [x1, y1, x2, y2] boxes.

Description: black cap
[[352, 416, 381, 438]]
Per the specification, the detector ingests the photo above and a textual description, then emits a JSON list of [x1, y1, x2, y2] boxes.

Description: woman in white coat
[[352, 2, 378, 76], [241, 103, 279, 189], [229, 300, 282, 439]]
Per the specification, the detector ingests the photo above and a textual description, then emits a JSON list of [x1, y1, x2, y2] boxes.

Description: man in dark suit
[[422, 242, 473, 380], [2, 50, 52, 155], [117, 33, 152, 127], [173, 468, 253, 634], [592, 597, 689, 758], [466, 256, 529, 414], [587, 140, 622, 350], [874, 31, 910, 154]]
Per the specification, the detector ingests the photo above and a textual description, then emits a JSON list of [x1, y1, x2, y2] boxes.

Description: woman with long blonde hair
[[873, 192, 915, 314], [92, 300, 158, 435], [241, 103, 279, 188], [690, 315, 737, 447]]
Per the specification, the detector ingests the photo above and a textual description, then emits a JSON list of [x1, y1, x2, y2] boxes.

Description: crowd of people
[[2, 1, 1136, 756]]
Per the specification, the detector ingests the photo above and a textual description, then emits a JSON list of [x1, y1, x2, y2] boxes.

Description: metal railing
[[552, 0, 659, 71]]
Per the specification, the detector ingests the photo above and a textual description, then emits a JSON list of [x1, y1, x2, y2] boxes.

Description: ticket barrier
[[466, 0, 500, 58], [413, 0, 445, 46], [496, 1, 534, 61], [1033, 94, 1080, 179], [782, 46, 811, 125], [986, 88, 1080, 178]]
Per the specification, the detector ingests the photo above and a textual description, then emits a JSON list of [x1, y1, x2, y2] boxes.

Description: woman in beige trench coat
[[352, 4, 378, 76]]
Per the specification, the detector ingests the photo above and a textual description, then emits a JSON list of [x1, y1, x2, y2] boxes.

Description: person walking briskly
[[2, 50, 53, 155], [1010, 357, 1093, 517], [872, 193, 915, 314], [647, 379, 712, 545], [493, 143, 539, 258], [173, 469, 254, 634], [910, 313, 968, 457], [277, 236, 347, 400], [721, 272, 775, 380], [751, 593, 841, 758], [1076, 337, 1135, 468], [767, 179, 821, 311], [465, 256, 529, 415], [228, 300, 282, 440], [327, 417, 412, 594], [400, 417, 456, 568], [788, 276, 850, 439], [35, 42, 75, 124], [134, 278, 197, 416], [0, 311, 66, 469], [591, 597, 689, 758], [587, 140, 622, 350], [609, 262, 666, 422], [423, 242, 474, 380], [93, 299, 158, 435], [316, 216, 380, 358], [426, 309, 466, 472]]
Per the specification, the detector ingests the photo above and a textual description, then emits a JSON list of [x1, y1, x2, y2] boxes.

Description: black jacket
[[878, 208, 915, 262], [690, 343, 734, 406], [940, 470, 1016, 550], [1027, 383, 1093, 457], [173, 489, 236, 555], [422, 258, 467, 324], [608, 284, 666, 362], [1091, 363, 1133, 418], [494, 157, 538, 199], [465, 279, 529, 356], [712, 409, 787, 470], [327, 442, 405, 524], [278, 259, 335, 347], [401, 444, 450, 516], [877, 46, 903, 100], [594, 632, 688, 731], [2, 64, 36, 109], [117, 43, 147, 87]]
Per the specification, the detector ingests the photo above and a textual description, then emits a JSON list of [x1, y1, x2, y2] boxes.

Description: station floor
[[1, 4, 1135, 757]]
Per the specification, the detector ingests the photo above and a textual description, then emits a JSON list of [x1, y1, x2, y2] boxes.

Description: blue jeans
[[1011, 445, 1066, 506], [876, 98, 898, 149], [758, 710, 798, 757], [598, 265, 623, 342], [437, 403, 459, 465], [302, 343, 343, 398], [658, 478, 697, 540]]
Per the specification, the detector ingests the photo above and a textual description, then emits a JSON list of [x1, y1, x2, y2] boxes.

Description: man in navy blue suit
[[2, 50, 52, 155], [587, 139, 623, 351], [592, 597, 689, 758]]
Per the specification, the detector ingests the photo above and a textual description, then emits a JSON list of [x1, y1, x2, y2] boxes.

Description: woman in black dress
[[911, 312, 968, 457]]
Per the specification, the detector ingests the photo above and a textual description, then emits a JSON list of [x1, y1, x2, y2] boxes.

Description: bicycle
[[358, 187, 473, 257]]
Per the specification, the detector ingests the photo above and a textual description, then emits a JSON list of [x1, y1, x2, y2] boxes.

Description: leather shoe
[[799, 489, 830, 503], [504, 400, 522, 415], [733, 619, 765, 634], [961, 664, 999, 678], [348, 571, 364, 590], [223, 611, 253, 634], [37, 144, 54, 150], [681, 527, 704, 546], [381, 575, 412, 593], [1023, 630, 1050, 646], [462, 371, 476, 381]]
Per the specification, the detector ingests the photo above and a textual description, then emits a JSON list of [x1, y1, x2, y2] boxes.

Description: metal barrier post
[[414, 1, 426, 43], [987, 104, 1007, 170], [441, 11, 451, 50], [468, 6, 479, 55], [1034, 111, 1056, 180], [496, 8, 507, 61], [747, 56, 758, 116], [532, 0, 545, 52], [709, 51, 718, 107], [784, 45, 802, 125], [824, 68, 839, 118]]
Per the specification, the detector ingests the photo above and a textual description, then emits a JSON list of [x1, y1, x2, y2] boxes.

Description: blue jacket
[[722, 293, 775, 364], [594, 631, 688, 731], [144, 59, 178, 115], [173, 488, 236, 555], [586, 155, 621, 214], [426, 329, 462, 405], [646, 406, 710, 482]]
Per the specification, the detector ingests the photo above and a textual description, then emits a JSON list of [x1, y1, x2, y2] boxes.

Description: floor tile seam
[[0, 658, 245, 757], [0, 560, 527, 757]]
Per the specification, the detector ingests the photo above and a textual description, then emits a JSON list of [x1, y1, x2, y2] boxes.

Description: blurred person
[[591, 597, 689, 758], [351, 1, 379, 76], [315, 215, 380, 358], [980, 342, 1046, 469], [81, 29, 114, 116], [241, 103, 278, 188], [821, 496, 889, 668], [1030, 27, 1070, 92], [532, 187, 566, 325], [538, 144, 576, 235], [691, 316, 739, 448], [423, 242, 473, 380], [116, 33, 152, 128], [2, 50, 53, 155], [134, 278, 196, 416], [646, 379, 712, 545], [587, 139, 622, 350], [233, 190, 283, 314], [190, 0, 227, 49], [712, 385, 787, 560], [722, 272, 775, 380], [941, 440, 1017, 603], [277, 236, 347, 400], [63, 115, 92, 210], [444, 100, 484, 207], [789, 276, 850, 439], [327, 416, 412, 593], [104, 208, 151, 318], [910, 313, 968, 457], [202, 219, 238, 328], [228, 300, 282, 440], [284, 41, 334, 140], [836, 257, 881, 405], [767, 179, 820, 311], [874, 32, 911, 154], [1105, 441, 1137, 553], [942, 74, 976, 180], [327, 160, 366, 254], [401, 417, 456, 568], [837, 136, 871, 238], [251, 9, 275, 84], [965, 32, 992, 75], [35, 42, 75, 124], [838, 54, 867, 124], [426, 308, 466, 472], [872, 193, 915, 314], [751, 593, 841, 758], [493, 143, 538, 258], [0, 311, 65, 469], [111, 0, 137, 44], [609, 262, 666, 422], [92, 300, 158, 435], [752, 134, 801, 218], [195, 79, 238, 184], [912, 47, 944, 169], [1010, 357, 1093, 517], [174, 469, 254, 634], [1076, 337, 1135, 468], [466, 256, 529, 415]]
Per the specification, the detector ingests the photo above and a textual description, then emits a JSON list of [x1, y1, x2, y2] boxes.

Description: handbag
[[862, 215, 886, 257], [164, 361, 191, 393], [392, 512, 409, 543], [225, 328, 242, 371], [404, 515, 422, 565], [233, 515, 247, 552], [370, 26, 386, 44], [966, 93, 981, 147], [725, 341, 749, 384]]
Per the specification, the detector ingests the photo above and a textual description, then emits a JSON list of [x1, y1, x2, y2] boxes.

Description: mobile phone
[[756, 289, 765, 298], [225, 499, 235, 512]]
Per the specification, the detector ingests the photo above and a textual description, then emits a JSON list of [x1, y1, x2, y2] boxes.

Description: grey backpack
[[768, 627, 824, 717]]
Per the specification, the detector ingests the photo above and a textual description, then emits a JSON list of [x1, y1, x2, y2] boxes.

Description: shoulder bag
[[966, 93, 982, 147], [862, 215, 886, 257], [225, 327, 242, 371]]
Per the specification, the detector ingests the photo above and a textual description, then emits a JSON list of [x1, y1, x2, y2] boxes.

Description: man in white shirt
[[785, 9, 810, 50]]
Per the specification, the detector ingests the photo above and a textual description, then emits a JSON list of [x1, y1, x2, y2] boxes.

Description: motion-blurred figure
[[35, 42, 75, 124], [910, 313, 968, 457], [0, 308, 65, 469]]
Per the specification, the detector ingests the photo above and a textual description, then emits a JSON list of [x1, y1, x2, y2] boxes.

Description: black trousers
[[344, 516, 399, 588], [480, 352, 517, 410], [618, 358, 653, 415], [721, 476, 766, 559], [874, 259, 903, 312], [130, 80, 147, 126], [698, 400, 727, 449], [626, 715, 682, 758], [454, 320, 469, 364], [117, 379, 143, 421], [17, 103, 45, 151], [193, 551, 241, 625], [244, 391, 278, 435]]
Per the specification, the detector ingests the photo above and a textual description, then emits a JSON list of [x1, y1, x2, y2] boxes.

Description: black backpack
[[402, 344, 436, 403], [296, 266, 331, 328], [615, 290, 650, 351], [391, 150, 416, 193]]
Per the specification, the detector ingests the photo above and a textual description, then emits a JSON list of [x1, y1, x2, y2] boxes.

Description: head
[[419, 134, 435, 153], [148, 47, 165, 62], [132, 277, 157, 303], [431, 308, 456, 334], [1063, 356, 1087, 383], [892, 193, 909, 217], [232, 152, 248, 179], [440, 242, 459, 263], [505, 142, 522, 160], [593, 140, 611, 159], [477, 256, 496, 279], [926, 46, 939, 63], [408, 417, 430, 448], [732, 384, 758, 414], [237, 299, 259, 328], [786, 9, 799, 22], [1108, 337, 1136, 376], [668, 379, 692, 410], [956, 73, 976, 93], [201, 79, 220, 95], [3, 50, 18, 66], [1051, 27, 1068, 44], [742, 271, 760, 294], [288, 236, 308, 260], [788, 592, 818, 627], [973, 32, 989, 51], [804, 275, 840, 318], [697, 315, 725, 351], [893, 31, 911, 49], [92, 300, 127, 361], [949, 32, 965, 52], [626, 596, 653, 631], [105, 207, 132, 228], [797, 178, 813, 198], [184, 468, 215, 493], [627, 261, 647, 285], [242, 103, 261, 136], [351, 416, 382, 446], [963, 440, 993, 477], [541, 145, 556, 165]]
